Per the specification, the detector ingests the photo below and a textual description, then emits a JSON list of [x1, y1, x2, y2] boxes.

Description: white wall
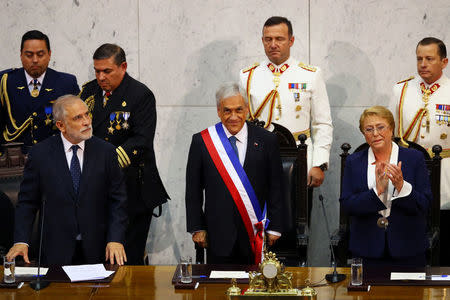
[[1, 0, 449, 265]]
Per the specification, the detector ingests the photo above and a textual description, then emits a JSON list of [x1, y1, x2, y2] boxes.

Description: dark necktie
[[70, 145, 81, 193], [229, 136, 239, 160], [31, 79, 39, 97]]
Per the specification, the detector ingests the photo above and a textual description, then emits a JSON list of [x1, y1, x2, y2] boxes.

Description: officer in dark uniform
[[0, 30, 79, 151], [79, 43, 169, 265]]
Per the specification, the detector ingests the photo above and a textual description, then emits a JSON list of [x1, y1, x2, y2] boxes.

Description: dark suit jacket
[[340, 146, 432, 259], [14, 135, 127, 265], [185, 122, 284, 257], [79, 73, 169, 214], [0, 67, 79, 147]]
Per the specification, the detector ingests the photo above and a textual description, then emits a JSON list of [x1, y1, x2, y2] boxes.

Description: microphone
[[319, 194, 346, 283], [30, 197, 50, 290]]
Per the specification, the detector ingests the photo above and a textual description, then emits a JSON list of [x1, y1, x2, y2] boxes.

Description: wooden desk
[[3, 266, 450, 299]]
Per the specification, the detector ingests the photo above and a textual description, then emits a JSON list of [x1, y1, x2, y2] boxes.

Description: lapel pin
[[254, 142, 259, 147]]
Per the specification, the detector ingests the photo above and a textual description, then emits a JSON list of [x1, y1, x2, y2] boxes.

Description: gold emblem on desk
[[227, 251, 317, 299]]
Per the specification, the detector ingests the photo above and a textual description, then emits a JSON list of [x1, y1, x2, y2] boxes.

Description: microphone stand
[[30, 197, 50, 290], [319, 194, 346, 283]]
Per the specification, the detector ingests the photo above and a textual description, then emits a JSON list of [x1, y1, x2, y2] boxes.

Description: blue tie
[[229, 136, 239, 160], [70, 145, 81, 193]]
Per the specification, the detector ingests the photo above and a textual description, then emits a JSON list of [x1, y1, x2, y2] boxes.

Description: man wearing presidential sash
[[239, 16, 333, 187], [0, 30, 79, 151], [185, 82, 284, 264], [389, 37, 450, 265]]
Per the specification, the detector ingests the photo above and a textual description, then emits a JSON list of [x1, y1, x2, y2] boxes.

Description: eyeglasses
[[364, 125, 388, 135]]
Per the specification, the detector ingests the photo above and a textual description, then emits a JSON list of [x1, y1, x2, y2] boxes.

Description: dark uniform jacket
[[0, 67, 79, 147], [79, 73, 169, 214], [14, 135, 127, 265], [185, 122, 284, 257]]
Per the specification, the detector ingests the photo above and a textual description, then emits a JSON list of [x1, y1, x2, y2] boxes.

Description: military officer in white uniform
[[239, 16, 333, 187], [389, 37, 449, 264]]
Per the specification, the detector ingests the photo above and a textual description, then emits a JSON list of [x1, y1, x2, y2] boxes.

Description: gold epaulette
[[299, 62, 317, 72], [396, 76, 414, 84], [242, 63, 259, 73], [78, 79, 97, 97]]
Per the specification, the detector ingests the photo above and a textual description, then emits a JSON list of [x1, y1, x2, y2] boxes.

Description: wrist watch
[[318, 163, 328, 172]]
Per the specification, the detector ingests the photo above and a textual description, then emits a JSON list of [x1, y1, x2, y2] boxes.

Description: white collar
[[267, 57, 296, 69], [368, 141, 399, 165], [24, 70, 46, 85], [60, 132, 85, 153], [222, 122, 248, 143], [421, 74, 448, 88]]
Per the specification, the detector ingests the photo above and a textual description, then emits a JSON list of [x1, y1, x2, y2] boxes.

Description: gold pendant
[[377, 217, 389, 229], [108, 126, 115, 134], [31, 89, 39, 97], [115, 124, 121, 130], [44, 118, 52, 126], [123, 121, 129, 129], [273, 76, 280, 88]]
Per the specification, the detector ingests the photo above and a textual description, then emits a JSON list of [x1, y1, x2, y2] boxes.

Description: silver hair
[[215, 82, 248, 108], [52, 94, 86, 122]]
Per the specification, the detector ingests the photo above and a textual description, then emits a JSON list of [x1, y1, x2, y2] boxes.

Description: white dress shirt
[[24, 70, 46, 93], [222, 122, 247, 165], [61, 133, 85, 171], [367, 142, 412, 217]]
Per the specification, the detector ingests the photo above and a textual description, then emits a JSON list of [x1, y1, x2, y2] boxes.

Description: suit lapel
[[92, 73, 130, 129], [78, 138, 92, 200], [52, 135, 76, 201], [243, 123, 258, 171]]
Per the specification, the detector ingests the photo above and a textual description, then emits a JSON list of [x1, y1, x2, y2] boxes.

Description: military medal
[[295, 105, 302, 112], [377, 217, 389, 229], [44, 106, 52, 125], [31, 79, 39, 97], [123, 112, 130, 129], [294, 93, 300, 102], [31, 89, 39, 97], [420, 83, 441, 132], [115, 112, 122, 130], [108, 113, 115, 134]]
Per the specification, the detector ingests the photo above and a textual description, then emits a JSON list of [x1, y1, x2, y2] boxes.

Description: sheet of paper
[[15, 267, 49, 276], [209, 271, 248, 279], [390, 272, 426, 280], [431, 275, 450, 281], [62, 264, 114, 282]]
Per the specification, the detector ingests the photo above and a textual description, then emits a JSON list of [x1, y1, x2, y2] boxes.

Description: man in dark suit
[[6, 95, 127, 265], [79, 44, 169, 265], [0, 30, 79, 150], [185, 82, 284, 264]]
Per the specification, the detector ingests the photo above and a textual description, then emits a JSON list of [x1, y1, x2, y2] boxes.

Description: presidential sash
[[201, 123, 267, 263]]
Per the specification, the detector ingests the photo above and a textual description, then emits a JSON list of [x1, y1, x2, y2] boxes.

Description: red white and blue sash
[[201, 123, 267, 264]]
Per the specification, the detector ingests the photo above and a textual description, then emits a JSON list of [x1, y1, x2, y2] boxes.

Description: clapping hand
[[385, 161, 404, 192], [375, 161, 389, 195]]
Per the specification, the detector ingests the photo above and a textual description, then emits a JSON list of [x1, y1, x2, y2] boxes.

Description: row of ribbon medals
[[42, 107, 131, 132]]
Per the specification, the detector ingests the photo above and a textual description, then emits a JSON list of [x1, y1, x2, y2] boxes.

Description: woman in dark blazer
[[340, 106, 432, 266]]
